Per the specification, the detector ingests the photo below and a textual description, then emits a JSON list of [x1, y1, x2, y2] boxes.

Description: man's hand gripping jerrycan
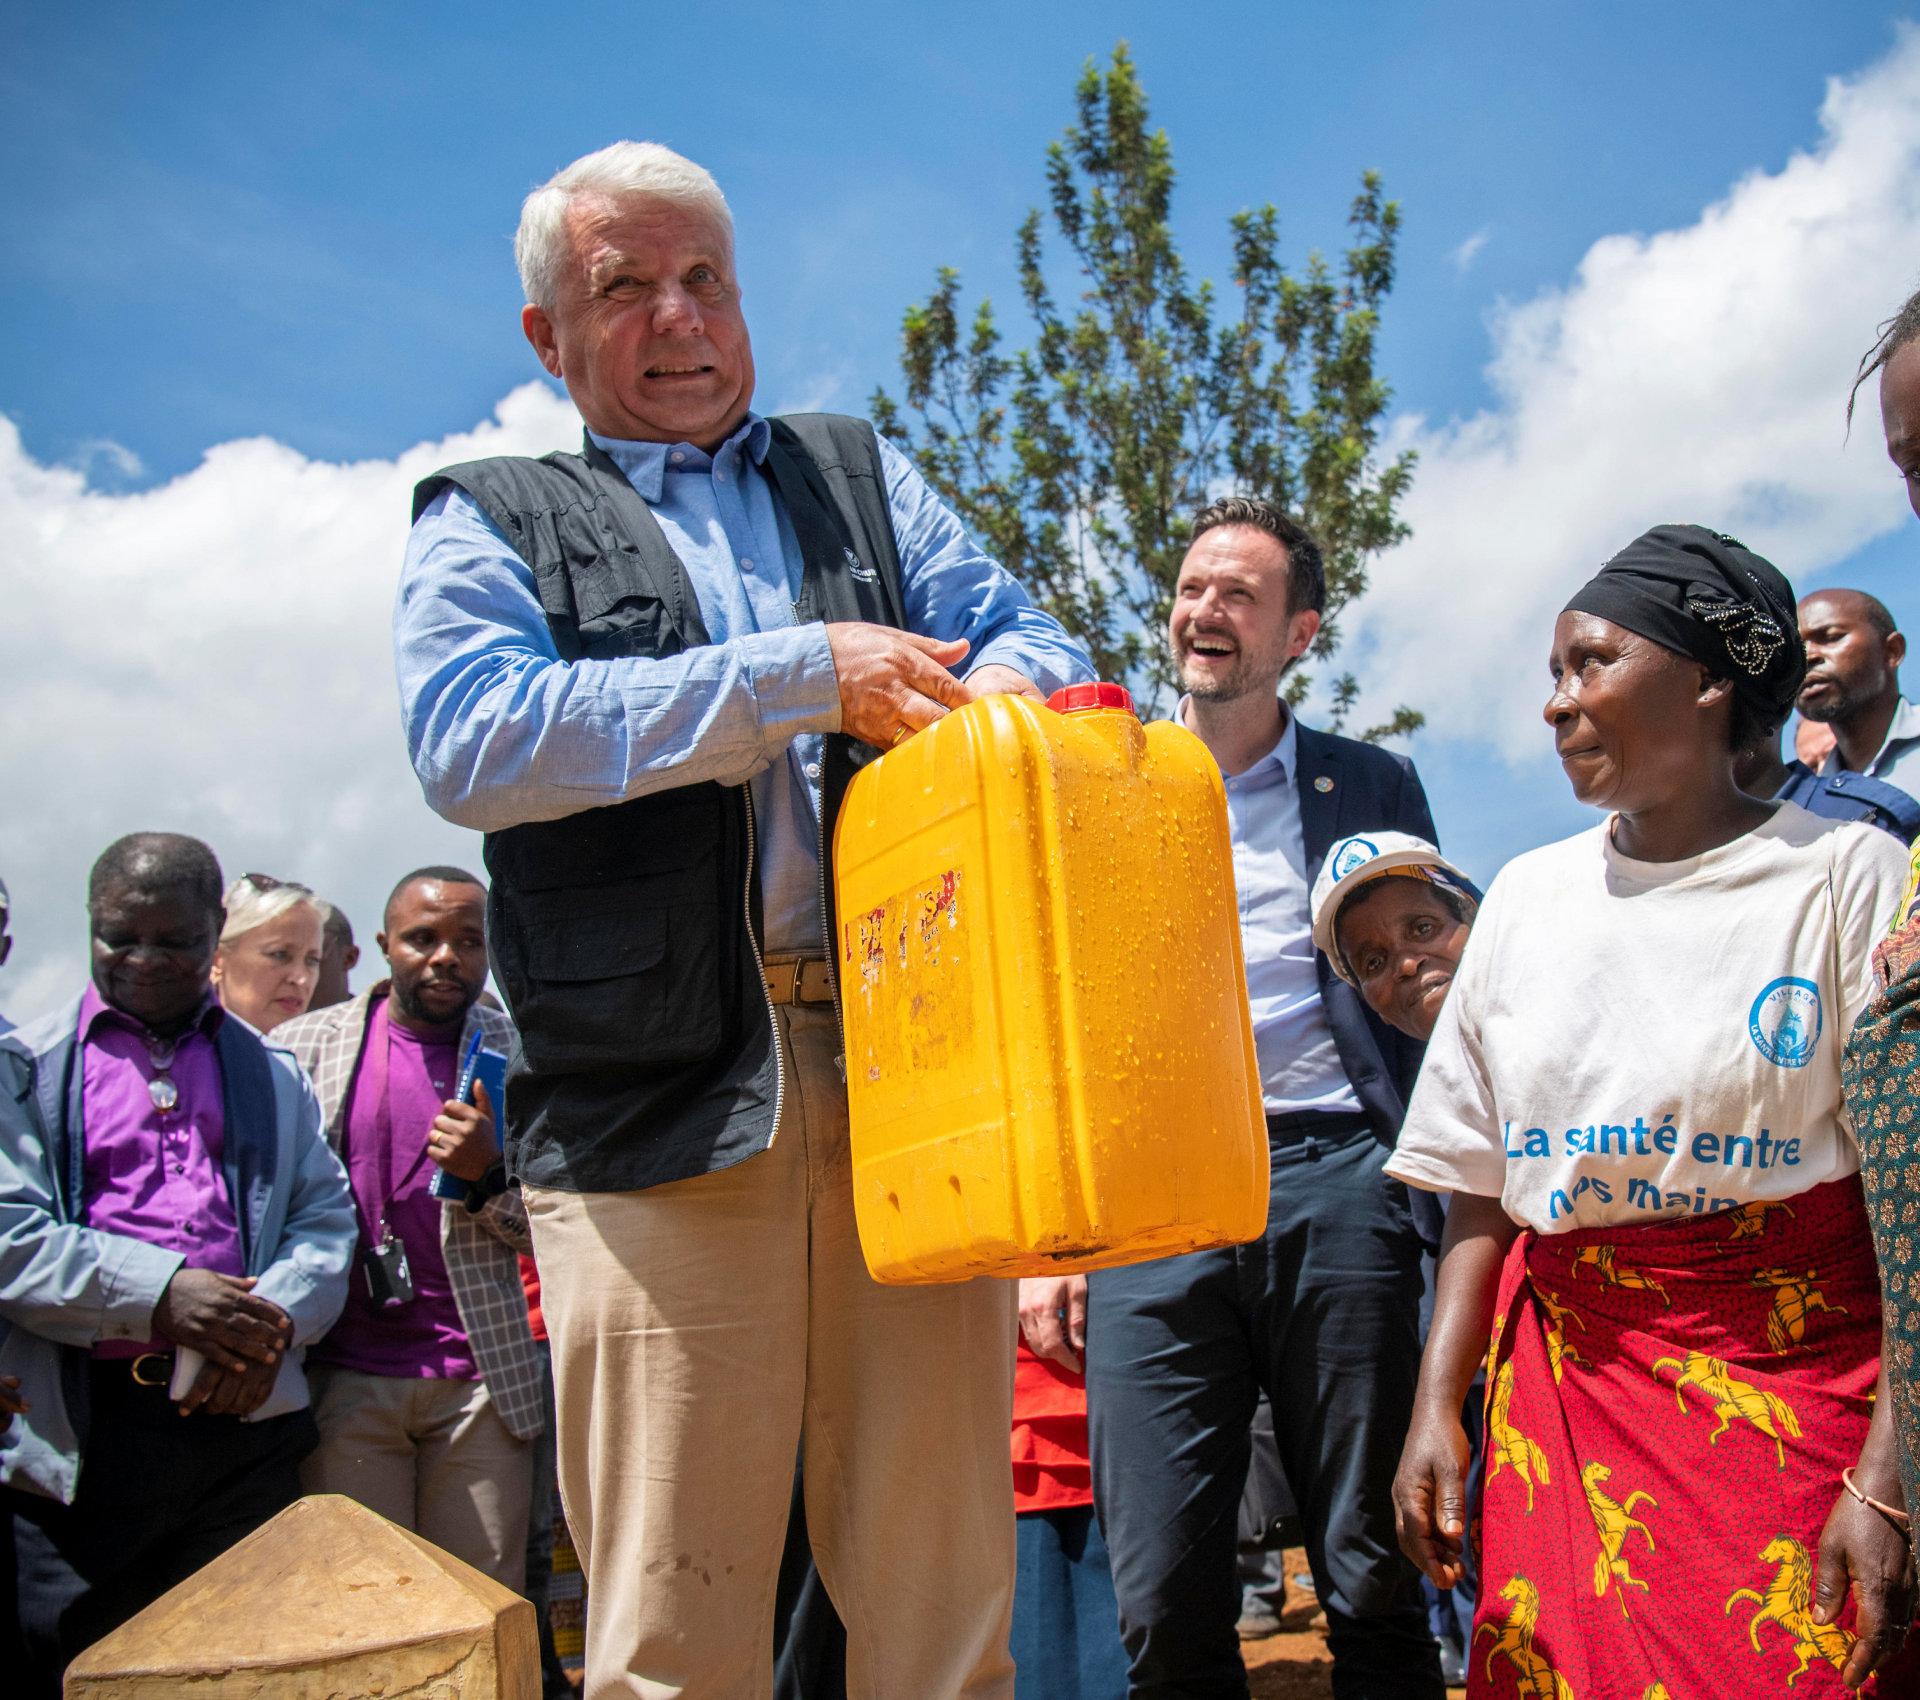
[[833, 681, 1269, 1284]]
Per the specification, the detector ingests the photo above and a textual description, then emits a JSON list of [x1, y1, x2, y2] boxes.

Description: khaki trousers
[[527, 1003, 1017, 1700], [300, 1367, 533, 1593]]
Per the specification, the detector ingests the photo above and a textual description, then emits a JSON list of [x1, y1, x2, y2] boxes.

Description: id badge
[[364, 1232, 415, 1307]]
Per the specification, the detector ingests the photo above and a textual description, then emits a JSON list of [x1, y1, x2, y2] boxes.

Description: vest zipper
[[741, 783, 786, 1146], [817, 782, 846, 1081]]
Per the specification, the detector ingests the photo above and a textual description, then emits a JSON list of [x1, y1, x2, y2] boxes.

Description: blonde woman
[[212, 873, 326, 1034]]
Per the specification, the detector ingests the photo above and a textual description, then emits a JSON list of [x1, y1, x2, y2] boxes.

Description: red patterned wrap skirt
[[1472, 1175, 1918, 1698]]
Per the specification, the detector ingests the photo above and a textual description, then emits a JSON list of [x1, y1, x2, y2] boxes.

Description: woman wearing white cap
[[1310, 834, 1481, 1044], [1314, 832, 1486, 1681]]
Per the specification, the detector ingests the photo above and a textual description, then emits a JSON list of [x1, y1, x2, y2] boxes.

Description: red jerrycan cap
[[1046, 681, 1137, 717]]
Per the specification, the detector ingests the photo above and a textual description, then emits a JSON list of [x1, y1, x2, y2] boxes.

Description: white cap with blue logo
[[1309, 832, 1481, 986]]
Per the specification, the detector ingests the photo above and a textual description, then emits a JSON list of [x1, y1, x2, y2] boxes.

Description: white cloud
[[0, 380, 581, 1026], [1448, 227, 1490, 275], [1351, 26, 1920, 759], [786, 369, 850, 416], [67, 438, 145, 484], [7, 29, 1920, 1022]]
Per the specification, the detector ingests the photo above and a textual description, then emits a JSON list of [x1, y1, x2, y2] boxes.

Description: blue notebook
[[430, 1045, 509, 1203]]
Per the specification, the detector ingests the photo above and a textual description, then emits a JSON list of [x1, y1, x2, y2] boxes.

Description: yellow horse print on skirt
[[1538, 1288, 1587, 1384], [1651, 1351, 1803, 1468], [1487, 1359, 1551, 1511], [1475, 1576, 1576, 1699], [1579, 1462, 1655, 1613], [1750, 1266, 1848, 1354], [1573, 1243, 1672, 1307], [1640, 1687, 1672, 1700], [1726, 1198, 1796, 1241], [1724, 1534, 1853, 1682]]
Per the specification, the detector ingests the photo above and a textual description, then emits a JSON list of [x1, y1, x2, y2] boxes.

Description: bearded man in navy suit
[[1021, 498, 1444, 1699]]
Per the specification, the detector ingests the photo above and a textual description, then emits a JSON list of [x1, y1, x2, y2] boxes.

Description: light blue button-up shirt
[[396, 412, 1093, 954], [1818, 694, 1920, 803], [1202, 706, 1362, 1116]]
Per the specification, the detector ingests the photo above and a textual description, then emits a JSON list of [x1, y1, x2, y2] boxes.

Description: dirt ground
[[1240, 1555, 1334, 1700], [1241, 1552, 1466, 1700]]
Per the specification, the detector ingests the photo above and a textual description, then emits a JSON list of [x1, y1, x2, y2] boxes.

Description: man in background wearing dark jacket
[[1070, 500, 1444, 1699]]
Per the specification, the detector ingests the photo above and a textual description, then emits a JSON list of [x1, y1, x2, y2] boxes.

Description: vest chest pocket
[[568, 545, 686, 660], [503, 884, 727, 1077], [575, 594, 678, 661]]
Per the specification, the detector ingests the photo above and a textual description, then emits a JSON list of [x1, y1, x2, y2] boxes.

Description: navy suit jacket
[[1291, 722, 1438, 1149]]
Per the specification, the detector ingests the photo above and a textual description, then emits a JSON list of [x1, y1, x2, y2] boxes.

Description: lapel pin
[[1314, 776, 1334, 793]]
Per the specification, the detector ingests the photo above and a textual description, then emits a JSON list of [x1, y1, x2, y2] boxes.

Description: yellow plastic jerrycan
[[834, 681, 1269, 1284]]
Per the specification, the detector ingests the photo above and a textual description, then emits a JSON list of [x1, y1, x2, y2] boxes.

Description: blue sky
[[3, 3, 1918, 1011], [5, 2, 1902, 477]]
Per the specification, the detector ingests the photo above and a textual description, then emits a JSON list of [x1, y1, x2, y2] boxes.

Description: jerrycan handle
[[1046, 682, 1137, 716]]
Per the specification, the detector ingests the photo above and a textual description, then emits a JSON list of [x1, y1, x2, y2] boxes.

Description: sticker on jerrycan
[[844, 867, 974, 1083]]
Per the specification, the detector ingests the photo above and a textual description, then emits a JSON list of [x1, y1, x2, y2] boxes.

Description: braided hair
[[1848, 286, 1920, 426]]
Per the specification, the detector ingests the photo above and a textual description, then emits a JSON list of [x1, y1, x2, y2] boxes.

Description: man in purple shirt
[[275, 867, 541, 1591], [0, 834, 355, 1697]]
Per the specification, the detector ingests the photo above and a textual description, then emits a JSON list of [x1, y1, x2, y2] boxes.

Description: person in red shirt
[[517, 1256, 582, 1697], [1014, 1280, 1127, 1699]]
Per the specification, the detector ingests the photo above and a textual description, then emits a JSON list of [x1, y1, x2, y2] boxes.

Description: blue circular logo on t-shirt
[[1749, 976, 1822, 1069], [1331, 837, 1379, 880]]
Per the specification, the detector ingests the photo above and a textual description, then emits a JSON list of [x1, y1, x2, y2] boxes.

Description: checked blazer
[[274, 986, 544, 1441]]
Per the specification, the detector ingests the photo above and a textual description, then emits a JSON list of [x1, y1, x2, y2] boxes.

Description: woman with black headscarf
[[1387, 526, 1918, 1696]]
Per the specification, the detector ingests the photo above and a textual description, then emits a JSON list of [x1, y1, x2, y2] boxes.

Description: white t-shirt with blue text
[[1386, 803, 1909, 1234]]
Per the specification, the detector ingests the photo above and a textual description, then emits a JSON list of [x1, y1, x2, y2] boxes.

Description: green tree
[[871, 43, 1420, 737]]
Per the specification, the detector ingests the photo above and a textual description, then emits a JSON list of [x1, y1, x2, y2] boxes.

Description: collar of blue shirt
[[1174, 695, 1299, 792], [1815, 694, 1920, 778], [585, 414, 772, 503], [1873, 694, 1920, 767]]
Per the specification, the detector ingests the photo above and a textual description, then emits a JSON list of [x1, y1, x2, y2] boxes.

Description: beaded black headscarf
[[1562, 524, 1806, 726]]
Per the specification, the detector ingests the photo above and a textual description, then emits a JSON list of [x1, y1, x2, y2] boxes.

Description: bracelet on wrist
[[1842, 1466, 1911, 1530]]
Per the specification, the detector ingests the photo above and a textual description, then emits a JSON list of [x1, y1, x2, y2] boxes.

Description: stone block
[[65, 1493, 538, 1698]]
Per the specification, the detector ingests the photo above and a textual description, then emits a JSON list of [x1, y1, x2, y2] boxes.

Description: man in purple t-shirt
[[275, 867, 541, 1589]]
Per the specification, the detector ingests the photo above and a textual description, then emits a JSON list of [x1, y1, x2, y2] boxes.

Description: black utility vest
[[412, 414, 905, 1194]]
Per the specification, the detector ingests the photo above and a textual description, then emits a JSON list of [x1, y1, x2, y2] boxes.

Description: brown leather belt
[[763, 959, 835, 1006]]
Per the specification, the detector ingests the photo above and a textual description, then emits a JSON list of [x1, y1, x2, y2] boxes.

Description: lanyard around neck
[[351, 997, 446, 1238]]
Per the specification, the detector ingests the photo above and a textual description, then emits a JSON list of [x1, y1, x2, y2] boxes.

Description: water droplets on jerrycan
[[831, 683, 1268, 1285]]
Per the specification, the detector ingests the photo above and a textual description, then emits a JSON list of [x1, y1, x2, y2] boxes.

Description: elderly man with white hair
[[394, 141, 1092, 1698]]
